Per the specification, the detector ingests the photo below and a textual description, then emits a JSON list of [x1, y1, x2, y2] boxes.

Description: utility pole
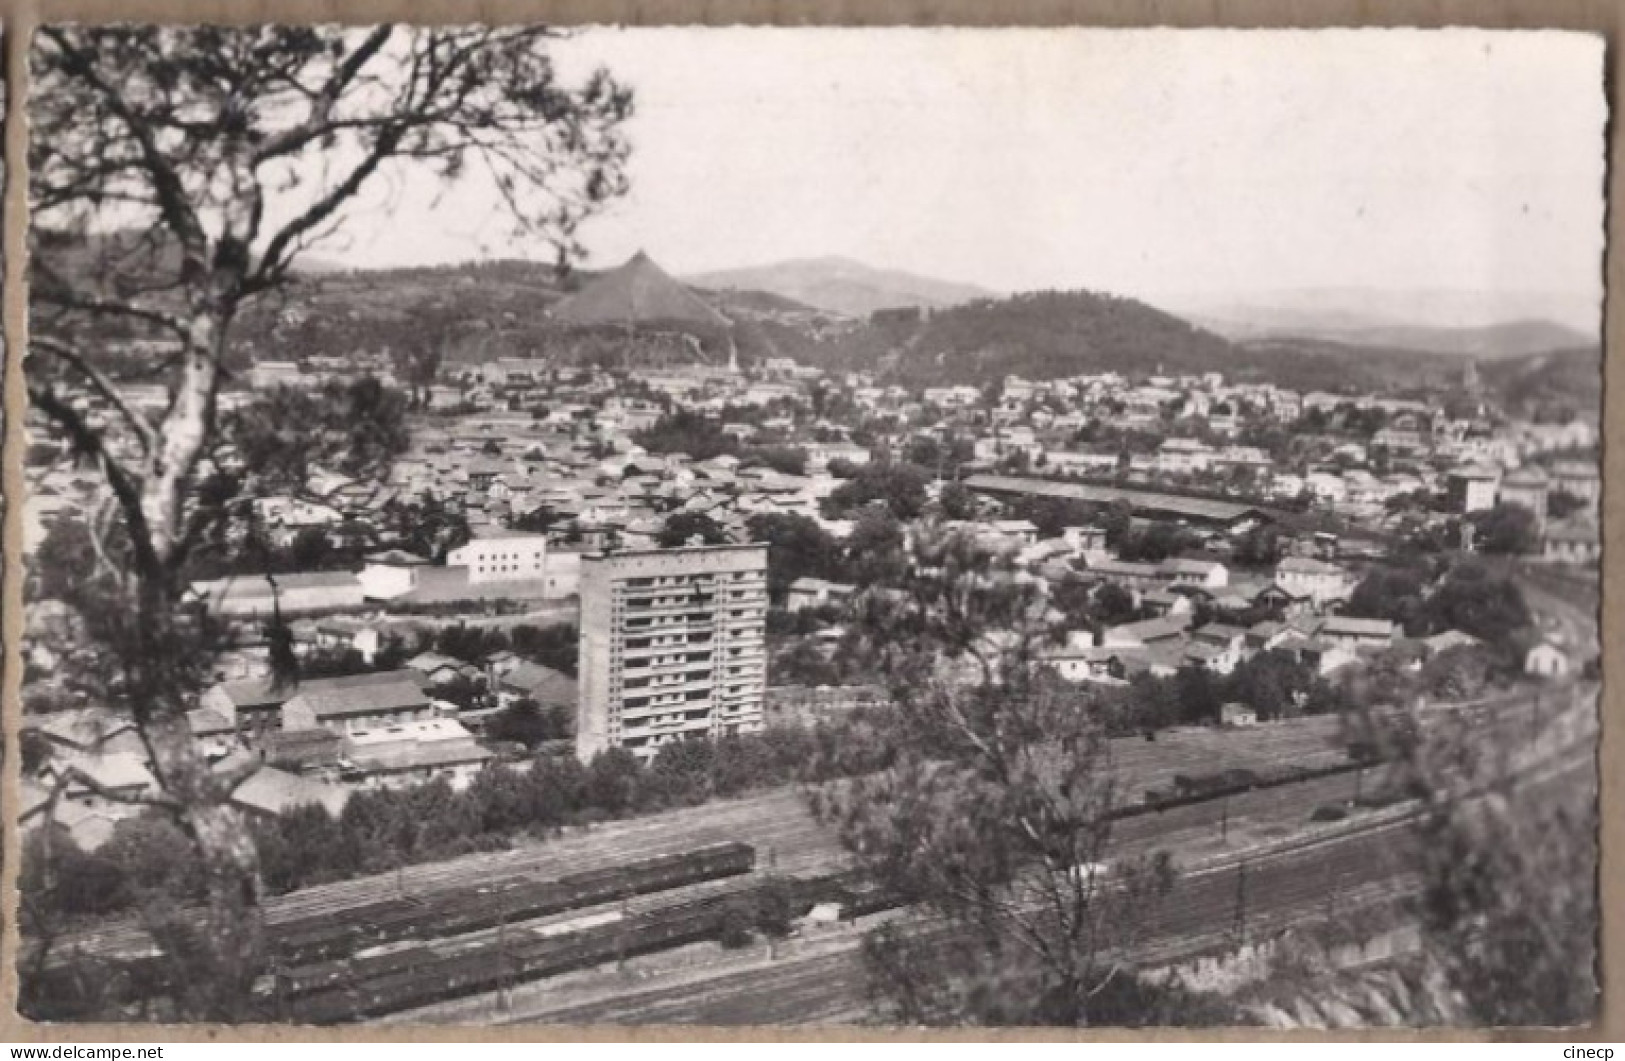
[[616, 892, 632, 974], [496, 913, 511, 1017], [1219, 796, 1229, 843]]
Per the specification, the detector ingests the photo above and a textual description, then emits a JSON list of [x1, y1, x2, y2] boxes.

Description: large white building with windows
[[447, 527, 549, 584], [576, 544, 769, 763]]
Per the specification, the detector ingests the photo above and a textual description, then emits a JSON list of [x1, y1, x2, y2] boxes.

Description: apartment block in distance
[[576, 544, 769, 762]]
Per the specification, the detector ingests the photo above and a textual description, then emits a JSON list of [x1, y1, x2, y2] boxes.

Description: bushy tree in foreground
[[815, 525, 1222, 1026], [1246, 685, 1598, 1026]]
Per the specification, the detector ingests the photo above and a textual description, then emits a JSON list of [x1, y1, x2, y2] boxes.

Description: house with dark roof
[[24, 707, 145, 757], [1498, 465, 1550, 525], [496, 661, 578, 710], [1252, 582, 1318, 618], [1101, 613, 1192, 649], [231, 765, 351, 819], [1245, 620, 1293, 655], [1318, 616, 1396, 649], [1524, 640, 1570, 678], [1543, 519, 1601, 564], [406, 651, 478, 687], [359, 548, 431, 601], [186, 705, 239, 760], [263, 727, 343, 772], [1161, 557, 1229, 589], [42, 751, 161, 806], [201, 668, 424, 737], [313, 618, 383, 662], [1140, 588, 1194, 618]]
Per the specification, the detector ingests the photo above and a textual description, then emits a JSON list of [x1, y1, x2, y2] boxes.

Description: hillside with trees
[[1477, 345, 1602, 422], [880, 290, 1240, 384], [121, 246, 1604, 404], [791, 290, 1522, 393]]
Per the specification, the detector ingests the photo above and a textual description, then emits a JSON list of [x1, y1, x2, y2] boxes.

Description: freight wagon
[[286, 891, 761, 1023], [272, 841, 756, 966]]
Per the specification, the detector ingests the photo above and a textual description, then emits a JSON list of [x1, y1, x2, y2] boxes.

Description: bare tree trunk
[[143, 311, 223, 569]]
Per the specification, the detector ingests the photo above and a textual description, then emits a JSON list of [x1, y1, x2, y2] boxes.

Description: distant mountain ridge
[[1190, 316, 1594, 360], [552, 250, 731, 330], [202, 250, 1597, 405], [686, 256, 997, 316], [1159, 286, 1598, 359]]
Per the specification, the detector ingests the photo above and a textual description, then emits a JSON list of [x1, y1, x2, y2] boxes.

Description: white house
[[1273, 557, 1352, 607], [1447, 466, 1502, 514], [1061, 525, 1108, 554], [1157, 438, 1215, 475], [1160, 558, 1229, 590], [1047, 451, 1119, 476], [786, 577, 857, 612], [1524, 641, 1571, 678], [358, 549, 431, 601], [1543, 520, 1601, 565], [341, 718, 494, 791]]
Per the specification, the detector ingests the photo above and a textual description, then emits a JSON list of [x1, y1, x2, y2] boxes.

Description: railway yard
[[423, 687, 1596, 1028], [33, 565, 1598, 1026]]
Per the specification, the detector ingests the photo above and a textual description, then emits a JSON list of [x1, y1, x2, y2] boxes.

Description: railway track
[[252, 763, 1400, 1024], [469, 740, 1595, 1027], [492, 811, 1426, 1026], [39, 716, 1351, 966], [33, 684, 1588, 1024]]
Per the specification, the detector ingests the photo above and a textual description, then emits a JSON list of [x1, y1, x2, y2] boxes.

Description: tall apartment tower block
[[576, 544, 770, 763]]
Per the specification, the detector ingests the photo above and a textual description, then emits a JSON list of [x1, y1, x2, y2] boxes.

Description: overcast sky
[[324, 28, 1605, 312]]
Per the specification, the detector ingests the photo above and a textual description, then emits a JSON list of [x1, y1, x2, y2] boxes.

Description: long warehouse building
[[962, 474, 1273, 530]]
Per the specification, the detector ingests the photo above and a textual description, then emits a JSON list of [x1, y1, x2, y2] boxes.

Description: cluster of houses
[[1446, 459, 1602, 563], [20, 646, 580, 852], [1039, 611, 1408, 686], [914, 368, 1599, 554], [19, 253, 1599, 858]]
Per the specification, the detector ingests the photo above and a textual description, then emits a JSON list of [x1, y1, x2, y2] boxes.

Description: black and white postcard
[[15, 26, 1605, 1029]]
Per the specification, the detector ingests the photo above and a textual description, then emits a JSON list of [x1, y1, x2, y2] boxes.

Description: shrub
[[717, 901, 757, 949]]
